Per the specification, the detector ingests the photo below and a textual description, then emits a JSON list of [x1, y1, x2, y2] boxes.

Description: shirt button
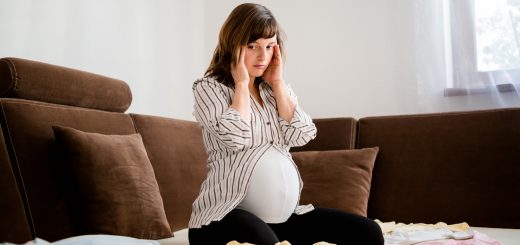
[[266, 122, 271, 125], [270, 140, 274, 144]]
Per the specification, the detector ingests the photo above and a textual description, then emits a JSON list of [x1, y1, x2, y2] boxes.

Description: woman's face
[[244, 36, 277, 79]]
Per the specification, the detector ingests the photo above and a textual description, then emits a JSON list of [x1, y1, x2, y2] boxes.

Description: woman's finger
[[239, 46, 246, 64], [274, 44, 282, 64], [234, 46, 241, 65]]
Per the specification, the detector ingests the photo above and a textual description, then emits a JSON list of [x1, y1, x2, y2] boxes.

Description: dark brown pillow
[[291, 147, 379, 217], [52, 125, 172, 239]]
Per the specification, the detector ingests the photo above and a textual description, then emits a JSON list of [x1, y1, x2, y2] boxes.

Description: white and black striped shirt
[[188, 77, 317, 228]]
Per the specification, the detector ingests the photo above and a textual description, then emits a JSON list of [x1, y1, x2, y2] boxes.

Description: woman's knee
[[307, 207, 384, 245], [357, 217, 384, 245], [189, 209, 280, 245]]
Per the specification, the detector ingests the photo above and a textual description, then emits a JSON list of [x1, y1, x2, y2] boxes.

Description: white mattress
[[157, 229, 189, 245], [3, 227, 516, 245], [471, 227, 520, 245]]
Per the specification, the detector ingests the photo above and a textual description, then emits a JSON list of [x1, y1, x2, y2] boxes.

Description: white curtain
[[414, 0, 520, 111]]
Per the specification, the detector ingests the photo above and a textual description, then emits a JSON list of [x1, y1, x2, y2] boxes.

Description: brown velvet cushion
[[130, 114, 208, 231], [292, 147, 379, 217], [52, 125, 172, 239]]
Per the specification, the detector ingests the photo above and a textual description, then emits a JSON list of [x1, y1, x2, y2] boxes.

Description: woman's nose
[[257, 49, 267, 60]]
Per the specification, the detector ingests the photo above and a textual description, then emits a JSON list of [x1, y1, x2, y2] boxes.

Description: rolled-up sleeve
[[193, 79, 252, 151], [278, 84, 317, 147]]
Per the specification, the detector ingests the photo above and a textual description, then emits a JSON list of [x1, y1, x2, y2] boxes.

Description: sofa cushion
[[130, 114, 208, 231], [0, 57, 132, 112], [291, 147, 379, 217], [53, 125, 172, 239]]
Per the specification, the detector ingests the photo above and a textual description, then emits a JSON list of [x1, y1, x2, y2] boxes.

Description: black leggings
[[188, 207, 384, 245]]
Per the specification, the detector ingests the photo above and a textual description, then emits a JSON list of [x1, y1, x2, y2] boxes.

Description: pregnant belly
[[237, 146, 300, 224]]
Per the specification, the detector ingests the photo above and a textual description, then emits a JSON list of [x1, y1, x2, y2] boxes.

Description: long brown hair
[[205, 3, 285, 88]]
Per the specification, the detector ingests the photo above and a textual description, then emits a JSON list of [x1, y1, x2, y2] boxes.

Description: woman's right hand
[[231, 46, 249, 86], [230, 46, 252, 122]]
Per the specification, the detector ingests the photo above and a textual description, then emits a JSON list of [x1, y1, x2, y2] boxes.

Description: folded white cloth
[[375, 220, 475, 245]]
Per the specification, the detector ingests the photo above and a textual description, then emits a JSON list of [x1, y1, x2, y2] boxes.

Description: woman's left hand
[[262, 44, 284, 88]]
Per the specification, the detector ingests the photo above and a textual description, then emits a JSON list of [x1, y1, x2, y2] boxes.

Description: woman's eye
[[247, 45, 257, 50]]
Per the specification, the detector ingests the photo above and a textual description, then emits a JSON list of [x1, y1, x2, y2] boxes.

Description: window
[[445, 0, 520, 96], [475, 0, 520, 71]]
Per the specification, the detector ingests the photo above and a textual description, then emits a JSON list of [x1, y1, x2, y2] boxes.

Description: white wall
[[1, 0, 519, 121], [0, 0, 205, 119]]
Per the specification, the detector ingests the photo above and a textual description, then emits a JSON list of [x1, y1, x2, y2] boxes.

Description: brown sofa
[[0, 57, 519, 244]]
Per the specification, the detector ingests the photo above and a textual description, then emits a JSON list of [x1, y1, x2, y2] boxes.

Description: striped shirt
[[188, 77, 317, 228]]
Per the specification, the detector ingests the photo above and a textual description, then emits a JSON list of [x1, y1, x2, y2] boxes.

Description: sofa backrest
[[0, 57, 132, 112], [0, 127, 32, 243], [357, 108, 520, 228], [292, 117, 357, 151]]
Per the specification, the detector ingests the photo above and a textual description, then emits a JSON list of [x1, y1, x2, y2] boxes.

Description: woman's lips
[[253, 65, 265, 69]]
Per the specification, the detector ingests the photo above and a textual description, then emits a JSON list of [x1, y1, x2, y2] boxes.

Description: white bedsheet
[[2, 227, 517, 245], [471, 227, 520, 245], [158, 227, 520, 245], [157, 229, 189, 245]]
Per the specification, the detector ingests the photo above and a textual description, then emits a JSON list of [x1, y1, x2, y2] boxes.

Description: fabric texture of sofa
[[0, 57, 519, 244]]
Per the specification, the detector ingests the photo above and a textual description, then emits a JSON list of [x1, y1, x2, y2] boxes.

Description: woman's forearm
[[272, 81, 296, 122], [230, 82, 252, 122]]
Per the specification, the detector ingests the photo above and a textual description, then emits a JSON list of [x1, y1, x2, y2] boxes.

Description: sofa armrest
[[291, 117, 357, 152]]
